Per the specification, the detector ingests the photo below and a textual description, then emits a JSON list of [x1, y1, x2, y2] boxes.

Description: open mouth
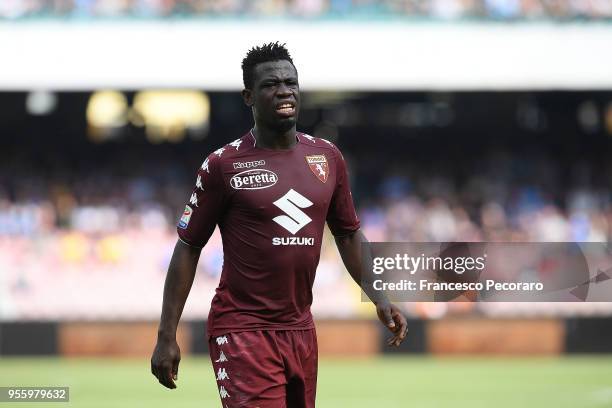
[[275, 102, 296, 117]]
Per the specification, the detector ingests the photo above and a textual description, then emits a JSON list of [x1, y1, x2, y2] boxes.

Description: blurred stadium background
[[2, 1, 612, 407]]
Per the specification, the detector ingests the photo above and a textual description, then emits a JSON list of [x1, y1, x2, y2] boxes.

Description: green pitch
[[1, 356, 612, 407]]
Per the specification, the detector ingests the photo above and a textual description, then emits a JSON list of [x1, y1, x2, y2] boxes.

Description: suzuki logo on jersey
[[305, 155, 329, 183], [272, 189, 313, 234], [230, 169, 278, 190], [233, 159, 265, 170], [272, 237, 315, 246]]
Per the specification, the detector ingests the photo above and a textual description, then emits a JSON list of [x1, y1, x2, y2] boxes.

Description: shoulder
[[199, 133, 256, 172], [298, 132, 342, 157], [298, 133, 347, 168]]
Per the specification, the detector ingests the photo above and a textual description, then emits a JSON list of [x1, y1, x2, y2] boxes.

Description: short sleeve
[[176, 153, 227, 248], [326, 147, 360, 237]]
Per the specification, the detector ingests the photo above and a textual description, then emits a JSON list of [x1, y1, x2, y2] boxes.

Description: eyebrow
[[259, 76, 298, 86], [261, 75, 297, 81]]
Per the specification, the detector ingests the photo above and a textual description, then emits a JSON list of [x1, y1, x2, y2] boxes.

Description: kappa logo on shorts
[[216, 336, 229, 345], [305, 155, 329, 183], [215, 351, 228, 362], [216, 367, 230, 381]]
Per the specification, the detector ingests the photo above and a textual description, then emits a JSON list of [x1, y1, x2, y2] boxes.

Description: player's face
[[247, 60, 300, 132]]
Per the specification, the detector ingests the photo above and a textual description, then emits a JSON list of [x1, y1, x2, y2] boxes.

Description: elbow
[[175, 238, 203, 259], [334, 228, 361, 246]]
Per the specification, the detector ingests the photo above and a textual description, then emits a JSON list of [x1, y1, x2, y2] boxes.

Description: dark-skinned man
[[151, 42, 408, 408]]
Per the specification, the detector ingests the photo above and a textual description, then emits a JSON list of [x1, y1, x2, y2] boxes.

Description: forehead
[[253, 60, 298, 82]]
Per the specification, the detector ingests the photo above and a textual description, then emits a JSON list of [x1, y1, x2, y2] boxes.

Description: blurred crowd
[[358, 160, 612, 243], [1, 167, 610, 243], [1, 0, 611, 20], [1, 148, 610, 242]]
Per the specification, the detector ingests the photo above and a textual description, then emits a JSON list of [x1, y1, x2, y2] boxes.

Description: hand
[[151, 336, 181, 389], [376, 302, 408, 347]]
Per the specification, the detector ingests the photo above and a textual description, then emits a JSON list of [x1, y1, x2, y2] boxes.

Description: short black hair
[[242, 42, 295, 89]]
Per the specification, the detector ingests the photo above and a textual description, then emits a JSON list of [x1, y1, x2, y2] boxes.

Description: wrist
[[370, 292, 391, 307], [157, 328, 177, 342], [373, 297, 391, 307]]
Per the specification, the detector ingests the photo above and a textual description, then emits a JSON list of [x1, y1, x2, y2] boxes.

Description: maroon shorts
[[208, 329, 318, 408]]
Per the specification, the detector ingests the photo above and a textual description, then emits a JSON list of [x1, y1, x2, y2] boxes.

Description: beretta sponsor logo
[[230, 169, 278, 190], [233, 159, 265, 170]]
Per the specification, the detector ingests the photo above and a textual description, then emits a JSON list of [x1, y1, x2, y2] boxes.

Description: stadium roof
[[2, 21, 612, 90]]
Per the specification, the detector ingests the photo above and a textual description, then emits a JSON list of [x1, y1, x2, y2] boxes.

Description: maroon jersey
[[177, 131, 360, 336]]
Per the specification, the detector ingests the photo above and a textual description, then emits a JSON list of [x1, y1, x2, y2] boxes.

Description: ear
[[241, 89, 253, 107]]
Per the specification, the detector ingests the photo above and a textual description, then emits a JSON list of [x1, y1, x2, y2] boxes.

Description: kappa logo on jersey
[[272, 189, 313, 235], [232, 159, 265, 170], [178, 205, 193, 229], [230, 169, 278, 190], [219, 386, 230, 399], [201, 157, 210, 173], [229, 139, 242, 150], [216, 336, 228, 345], [189, 193, 198, 207], [196, 174, 203, 190], [305, 155, 329, 183]]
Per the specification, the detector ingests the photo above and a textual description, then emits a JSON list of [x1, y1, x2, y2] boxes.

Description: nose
[[276, 82, 292, 96]]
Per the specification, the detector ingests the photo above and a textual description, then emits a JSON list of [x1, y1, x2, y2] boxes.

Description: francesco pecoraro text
[[372, 280, 544, 292]]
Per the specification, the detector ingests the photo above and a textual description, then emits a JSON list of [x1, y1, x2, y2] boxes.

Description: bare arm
[[334, 229, 408, 346], [151, 239, 202, 389]]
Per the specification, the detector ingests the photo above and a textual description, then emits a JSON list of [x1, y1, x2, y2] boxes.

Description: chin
[[274, 117, 297, 132]]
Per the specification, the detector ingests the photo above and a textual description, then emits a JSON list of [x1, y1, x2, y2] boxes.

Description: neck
[[252, 124, 297, 150]]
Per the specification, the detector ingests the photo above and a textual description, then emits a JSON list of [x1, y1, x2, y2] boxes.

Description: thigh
[[281, 329, 318, 408], [208, 331, 287, 408]]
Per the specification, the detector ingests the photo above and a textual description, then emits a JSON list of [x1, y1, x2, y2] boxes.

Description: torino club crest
[[305, 155, 328, 183]]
